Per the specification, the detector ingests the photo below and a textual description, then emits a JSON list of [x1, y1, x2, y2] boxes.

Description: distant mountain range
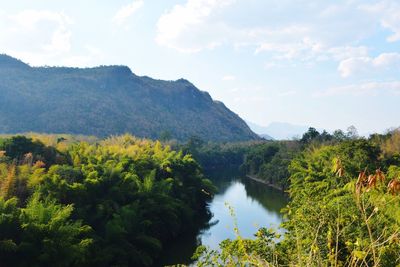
[[246, 121, 310, 140], [259, 133, 275, 140], [0, 54, 259, 142]]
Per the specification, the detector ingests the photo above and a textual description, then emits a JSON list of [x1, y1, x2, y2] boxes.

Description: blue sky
[[0, 0, 399, 134]]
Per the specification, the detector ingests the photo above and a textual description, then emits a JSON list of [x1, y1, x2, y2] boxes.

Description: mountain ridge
[[0, 54, 259, 142], [246, 121, 309, 140]]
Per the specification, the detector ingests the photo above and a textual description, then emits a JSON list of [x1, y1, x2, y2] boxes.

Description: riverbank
[[245, 174, 285, 191]]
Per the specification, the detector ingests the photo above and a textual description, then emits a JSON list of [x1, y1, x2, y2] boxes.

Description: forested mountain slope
[[0, 54, 258, 142]]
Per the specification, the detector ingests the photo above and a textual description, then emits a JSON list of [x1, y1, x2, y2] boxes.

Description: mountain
[[247, 121, 309, 140], [246, 121, 273, 139], [264, 122, 309, 140], [259, 134, 274, 140], [0, 54, 258, 142], [245, 121, 274, 140]]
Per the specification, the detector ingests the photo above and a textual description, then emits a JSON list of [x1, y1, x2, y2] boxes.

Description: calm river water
[[158, 173, 288, 266]]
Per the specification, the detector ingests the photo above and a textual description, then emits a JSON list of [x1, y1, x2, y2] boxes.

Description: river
[[158, 172, 288, 266]]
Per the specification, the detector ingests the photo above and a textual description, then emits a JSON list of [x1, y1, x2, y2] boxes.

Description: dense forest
[[194, 128, 400, 266], [238, 127, 363, 190], [0, 134, 215, 266], [0, 54, 258, 142], [0, 127, 399, 266]]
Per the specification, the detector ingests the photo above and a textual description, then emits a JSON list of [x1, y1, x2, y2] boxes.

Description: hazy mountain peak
[[246, 121, 309, 140]]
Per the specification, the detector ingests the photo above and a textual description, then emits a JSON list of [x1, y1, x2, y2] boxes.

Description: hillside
[[0, 54, 258, 142]]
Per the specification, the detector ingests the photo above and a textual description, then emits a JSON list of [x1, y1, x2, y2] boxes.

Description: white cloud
[[10, 10, 73, 29], [359, 1, 400, 42], [338, 52, 400, 77], [256, 38, 369, 66], [59, 45, 105, 67], [112, 0, 144, 25], [156, 0, 235, 52], [6, 45, 103, 67], [8, 10, 73, 53], [374, 52, 400, 66], [316, 81, 400, 97], [156, 3, 373, 65], [327, 46, 369, 61], [255, 36, 340, 63], [0, 10, 105, 67], [222, 75, 236, 81], [154, 0, 383, 76], [338, 57, 370, 78], [231, 26, 323, 62], [43, 26, 72, 52]]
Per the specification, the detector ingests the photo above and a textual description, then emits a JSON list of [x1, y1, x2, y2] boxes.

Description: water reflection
[[241, 177, 288, 215], [200, 178, 287, 250], [157, 171, 288, 266]]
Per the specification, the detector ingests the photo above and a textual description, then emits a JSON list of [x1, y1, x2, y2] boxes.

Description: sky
[[0, 0, 399, 135]]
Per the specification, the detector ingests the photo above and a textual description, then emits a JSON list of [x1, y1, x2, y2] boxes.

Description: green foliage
[[195, 135, 400, 267], [18, 193, 92, 267], [241, 141, 301, 189], [280, 140, 399, 266], [0, 194, 91, 267], [178, 138, 265, 174], [0, 134, 215, 266]]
